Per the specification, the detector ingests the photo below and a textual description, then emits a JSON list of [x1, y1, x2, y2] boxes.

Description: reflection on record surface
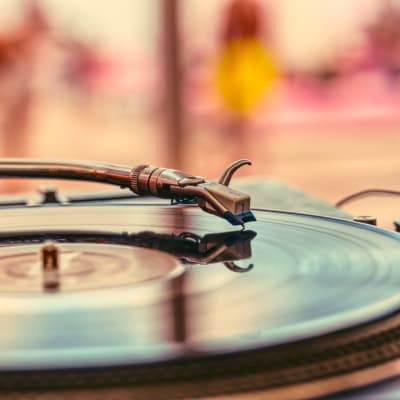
[[0, 205, 398, 370]]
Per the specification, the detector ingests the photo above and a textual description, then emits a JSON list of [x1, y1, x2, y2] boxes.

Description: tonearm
[[0, 159, 256, 226]]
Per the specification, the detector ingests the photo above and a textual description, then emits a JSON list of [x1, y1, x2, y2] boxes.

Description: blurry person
[[364, 0, 400, 87], [215, 0, 279, 156], [0, 0, 50, 161]]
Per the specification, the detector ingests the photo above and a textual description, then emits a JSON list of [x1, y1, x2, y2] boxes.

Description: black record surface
[[0, 204, 397, 365], [0, 204, 399, 398]]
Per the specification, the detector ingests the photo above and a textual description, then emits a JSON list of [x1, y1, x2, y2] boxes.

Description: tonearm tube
[[0, 159, 256, 226]]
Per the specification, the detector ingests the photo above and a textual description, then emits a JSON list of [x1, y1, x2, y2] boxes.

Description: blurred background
[[0, 0, 400, 223]]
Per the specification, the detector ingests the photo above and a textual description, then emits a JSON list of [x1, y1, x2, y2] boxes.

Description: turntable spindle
[[41, 241, 60, 291]]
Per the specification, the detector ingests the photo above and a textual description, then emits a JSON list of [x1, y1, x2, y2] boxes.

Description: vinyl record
[[0, 204, 399, 398]]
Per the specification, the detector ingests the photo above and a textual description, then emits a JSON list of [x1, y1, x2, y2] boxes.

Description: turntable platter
[[0, 205, 400, 398], [0, 242, 183, 293]]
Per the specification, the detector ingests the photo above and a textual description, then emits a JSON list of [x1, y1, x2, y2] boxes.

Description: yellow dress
[[216, 38, 278, 115]]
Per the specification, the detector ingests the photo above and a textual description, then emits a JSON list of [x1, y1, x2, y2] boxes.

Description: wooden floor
[[1, 96, 400, 229]]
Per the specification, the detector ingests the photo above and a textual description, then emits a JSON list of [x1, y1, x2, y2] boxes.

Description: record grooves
[[0, 205, 399, 398], [1, 307, 400, 399]]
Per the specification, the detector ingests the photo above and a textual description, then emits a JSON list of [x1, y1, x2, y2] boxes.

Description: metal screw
[[353, 216, 377, 226]]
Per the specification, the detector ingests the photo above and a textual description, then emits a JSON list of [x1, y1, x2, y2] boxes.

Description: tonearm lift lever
[[0, 159, 256, 226]]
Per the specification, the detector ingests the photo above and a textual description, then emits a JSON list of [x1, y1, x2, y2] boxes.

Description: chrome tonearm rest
[[0, 159, 256, 226]]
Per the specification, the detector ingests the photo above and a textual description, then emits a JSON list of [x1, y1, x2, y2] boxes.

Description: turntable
[[0, 159, 399, 399]]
